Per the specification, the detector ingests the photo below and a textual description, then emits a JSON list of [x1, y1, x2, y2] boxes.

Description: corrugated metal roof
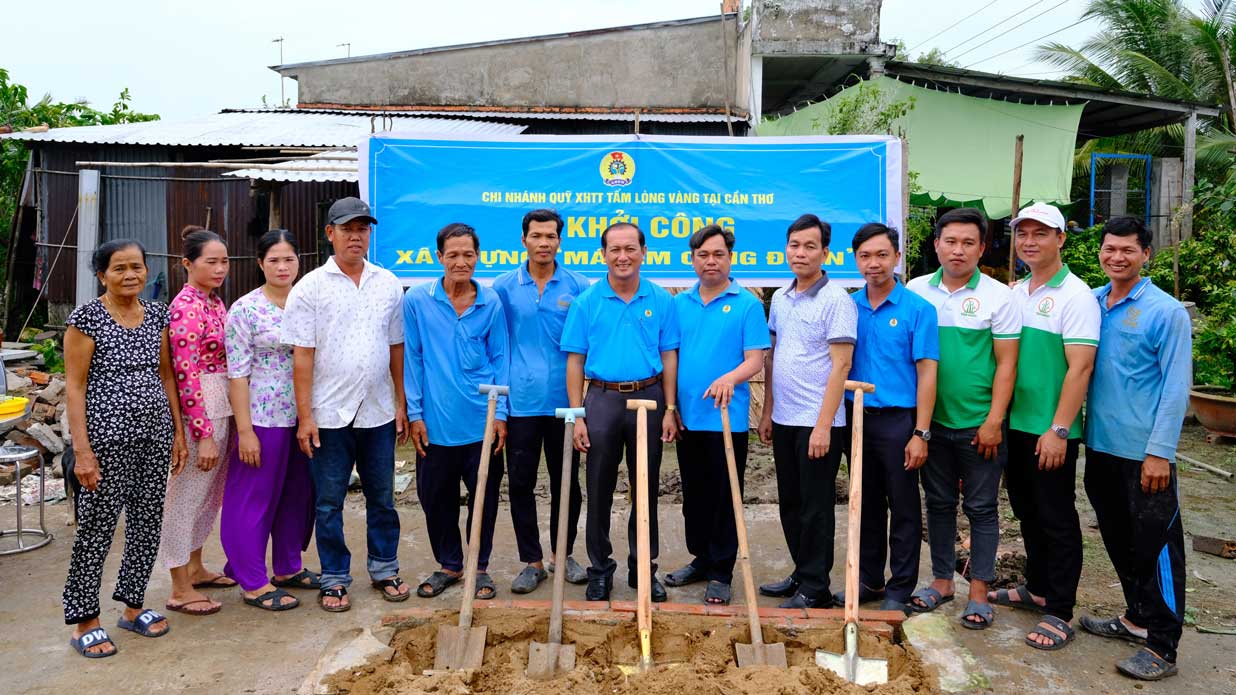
[[0, 110, 525, 148], [224, 151, 358, 183], [244, 106, 746, 123]]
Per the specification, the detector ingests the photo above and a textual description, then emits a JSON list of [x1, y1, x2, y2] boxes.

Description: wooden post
[[75, 170, 101, 309], [1181, 110, 1197, 240], [1007, 135, 1024, 281], [269, 184, 283, 230]]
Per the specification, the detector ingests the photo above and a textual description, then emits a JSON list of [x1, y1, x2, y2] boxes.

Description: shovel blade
[[814, 650, 888, 686], [433, 625, 487, 672], [526, 641, 577, 679], [734, 641, 789, 668]]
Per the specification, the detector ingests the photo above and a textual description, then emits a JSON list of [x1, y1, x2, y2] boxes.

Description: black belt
[[590, 373, 662, 393], [862, 406, 913, 415]]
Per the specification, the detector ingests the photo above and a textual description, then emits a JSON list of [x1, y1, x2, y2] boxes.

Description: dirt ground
[[2, 423, 1235, 694]]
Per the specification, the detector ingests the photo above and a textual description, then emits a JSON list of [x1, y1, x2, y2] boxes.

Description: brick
[[610, 600, 638, 613], [28, 371, 51, 386], [509, 599, 550, 611], [563, 600, 606, 612], [704, 603, 745, 617], [472, 599, 510, 610], [653, 602, 708, 615], [756, 607, 808, 619]]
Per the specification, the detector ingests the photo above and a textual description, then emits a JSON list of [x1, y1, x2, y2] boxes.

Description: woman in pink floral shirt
[[220, 230, 318, 611], [161, 227, 233, 616]]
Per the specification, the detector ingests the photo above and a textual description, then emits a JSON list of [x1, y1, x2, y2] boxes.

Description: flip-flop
[[909, 587, 955, 613], [272, 569, 321, 590], [475, 572, 497, 600], [318, 585, 351, 613], [70, 627, 117, 658], [192, 573, 238, 589], [244, 588, 300, 611], [960, 600, 995, 630], [1024, 615, 1075, 651], [372, 576, 411, 602], [1116, 648, 1179, 681], [164, 598, 221, 616], [417, 571, 461, 598], [117, 608, 171, 637], [990, 585, 1045, 613], [1079, 615, 1147, 644], [704, 580, 731, 605]]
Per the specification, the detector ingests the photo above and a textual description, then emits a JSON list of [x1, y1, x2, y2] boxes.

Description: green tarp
[[756, 76, 1083, 218]]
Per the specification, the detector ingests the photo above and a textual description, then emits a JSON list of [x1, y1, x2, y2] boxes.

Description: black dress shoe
[[585, 575, 612, 602], [832, 588, 885, 606], [759, 575, 800, 598], [779, 591, 830, 609], [628, 574, 669, 603]]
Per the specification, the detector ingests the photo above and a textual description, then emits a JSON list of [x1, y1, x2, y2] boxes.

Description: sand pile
[[325, 609, 938, 695]]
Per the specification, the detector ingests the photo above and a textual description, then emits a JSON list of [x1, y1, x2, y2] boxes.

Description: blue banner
[[361, 134, 903, 286]]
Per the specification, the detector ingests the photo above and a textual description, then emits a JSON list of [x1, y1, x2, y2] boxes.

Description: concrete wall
[[288, 18, 738, 109], [753, 0, 882, 55]]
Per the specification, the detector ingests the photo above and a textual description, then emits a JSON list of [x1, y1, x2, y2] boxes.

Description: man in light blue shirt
[[404, 223, 510, 602], [1080, 217, 1190, 682], [561, 221, 680, 603], [662, 225, 769, 606], [492, 209, 590, 594]]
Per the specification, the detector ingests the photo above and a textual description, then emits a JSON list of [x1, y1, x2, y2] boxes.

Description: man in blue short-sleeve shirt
[[561, 221, 680, 602], [661, 225, 770, 605], [492, 209, 590, 594], [845, 222, 938, 612], [404, 223, 510, 602]]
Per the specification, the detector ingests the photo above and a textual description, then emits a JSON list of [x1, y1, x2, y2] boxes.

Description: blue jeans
[[309, 421, 400, 589]]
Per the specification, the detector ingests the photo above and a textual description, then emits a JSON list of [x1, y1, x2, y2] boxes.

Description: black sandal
[[417, 571, 461, 598], [372, 576, 411, 602], [1024, 615, 1075, 651], [1079, 615, 1147, 644], [318, 585, 351, 613], [245, 588, 300, 611], [475, 572, 497, 600], [272, 569, 321, 590], [704, 580, 731, 605]]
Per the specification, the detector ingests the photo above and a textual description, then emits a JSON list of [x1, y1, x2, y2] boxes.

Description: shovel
[[626, 398, 658, 674], [526, 406, 586, 679], [815, 380, 888, 685], [721, 408, 788, 668], [432, 383, 508, 672]]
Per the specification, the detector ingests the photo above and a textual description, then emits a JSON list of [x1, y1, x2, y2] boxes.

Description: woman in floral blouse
[[220, 230, 318, 610], [161, 226, 234, 616]]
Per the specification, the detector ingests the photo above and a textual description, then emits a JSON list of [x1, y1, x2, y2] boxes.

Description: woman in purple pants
[[221, 229, 319, 610]]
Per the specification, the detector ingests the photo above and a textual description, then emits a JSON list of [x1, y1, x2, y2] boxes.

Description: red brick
[[509, 599, 551, 611], [653, 602, 708, 615], [704, 603, 745, 617], [756, 607, 808, 619], [610, 600, 638, 613], [28, 371, 51, 386], [563, 600, 606, 612]]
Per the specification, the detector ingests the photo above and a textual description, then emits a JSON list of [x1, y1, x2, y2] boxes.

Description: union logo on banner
[[600, 151, 635, 186]]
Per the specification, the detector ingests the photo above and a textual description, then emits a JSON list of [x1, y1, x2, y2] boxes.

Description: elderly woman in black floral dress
[[61, 239, 188, 658]]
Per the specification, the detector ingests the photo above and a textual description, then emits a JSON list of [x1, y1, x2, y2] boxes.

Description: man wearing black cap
[[281, 197, 411, 612]]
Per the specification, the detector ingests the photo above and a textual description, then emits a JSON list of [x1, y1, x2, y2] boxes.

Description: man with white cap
[[988, 202, 1099, 652]]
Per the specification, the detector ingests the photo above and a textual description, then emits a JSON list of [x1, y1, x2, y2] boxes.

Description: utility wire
[[906, 0, 1003, 54], [964, 16, 1093, 68], [951, 0, 1070, 61], [940, 0, 1049, 56]]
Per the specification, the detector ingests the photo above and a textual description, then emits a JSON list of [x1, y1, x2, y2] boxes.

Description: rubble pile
[[1, 359, 69, 503]]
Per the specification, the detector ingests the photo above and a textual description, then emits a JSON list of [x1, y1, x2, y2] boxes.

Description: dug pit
[[323, 608, 937, 695]]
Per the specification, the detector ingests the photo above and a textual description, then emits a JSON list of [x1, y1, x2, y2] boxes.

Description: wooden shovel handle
[[721, 408, 765, 654], [459, 396, 498, 628]]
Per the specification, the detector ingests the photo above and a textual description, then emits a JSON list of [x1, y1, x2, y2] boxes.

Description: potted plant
[[1189, 288, 1236, 442]]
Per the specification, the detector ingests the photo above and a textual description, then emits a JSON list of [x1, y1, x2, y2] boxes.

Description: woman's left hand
[[171, 435, 188, 475]]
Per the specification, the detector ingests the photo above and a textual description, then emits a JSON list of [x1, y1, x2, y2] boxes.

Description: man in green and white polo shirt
[[906, 208, 1020, 630], [988, 202, 1099, 652]]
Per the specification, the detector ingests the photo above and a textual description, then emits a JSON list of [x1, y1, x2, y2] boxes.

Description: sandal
[[664, 564, 706, 587], [244, 588, 300, 611], [475, 572, 497, 600], [1024, 615, 1075, 651], [959, 600, 995, 630], [117, 608, 170, 637], [1079, 615, 1146, 644], [417, 571, 461, 598], [990, 585, 1045, 613], [1116, 648, 1178, 681], [165, 598, 222, 616], [511, 565, 548, 594], [318, 585, 351, 613], [272, 569, 321, 590], [704, 580, 731, 605], [372, 576, 411, 602], [191, 573, 238, 589], [909, 587, 954, 613], [70, 627, 117, 659]]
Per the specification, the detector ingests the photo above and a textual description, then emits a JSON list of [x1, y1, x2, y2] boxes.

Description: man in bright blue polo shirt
[[662, 225, 769, 606], [843, 222, 938, 613], [1079, 217, 1191, 682], [404, 223, 510, 602], [493, 209, 591, 594], [561, 221, 680, 603]]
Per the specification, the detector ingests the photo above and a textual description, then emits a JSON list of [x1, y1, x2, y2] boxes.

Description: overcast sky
[[2, 0, 1204, 121]]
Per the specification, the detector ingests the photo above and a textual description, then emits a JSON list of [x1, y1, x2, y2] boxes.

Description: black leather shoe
[[628, 574, 668, 603], [779, 591, 830, 609], [759, 575, 800, 598], [832, 587, 885, 606], [585, 575, 612, 602]]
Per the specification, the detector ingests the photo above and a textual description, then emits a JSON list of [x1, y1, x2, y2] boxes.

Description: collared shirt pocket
[[638, 313, 659, 352], [456, 323, 488, 372]]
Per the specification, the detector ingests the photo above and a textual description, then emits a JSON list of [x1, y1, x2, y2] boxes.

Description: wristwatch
[[913, 428, 932, 442], [666, 404, 677, 412], [1050, 424, 1070, 439]]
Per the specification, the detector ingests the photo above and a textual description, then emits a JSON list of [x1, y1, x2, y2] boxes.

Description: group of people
[[60, 197, 1190, 683]]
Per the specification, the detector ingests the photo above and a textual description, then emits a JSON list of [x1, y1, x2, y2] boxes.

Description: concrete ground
[[3, 486, 1235, 694]]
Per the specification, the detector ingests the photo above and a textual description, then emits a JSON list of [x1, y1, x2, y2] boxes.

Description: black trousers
[[416, 441, 504, 573], [1006, 429, 1082, 620], [676, 429, 747, 583], [846, 406, 921, 603], [582, 381, 664, 581], [771, 422, 844, 598], [1084, 450, 1186, 663], [505, 415, 583, 564]]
